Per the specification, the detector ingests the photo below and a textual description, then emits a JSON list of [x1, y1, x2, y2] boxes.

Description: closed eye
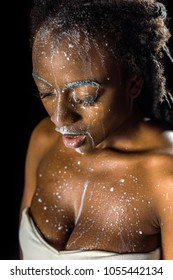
[[73, 95, 97, 107], [70, 85, 101, 107], [39, 92, 54, 99], [34, 91, 55, 100]]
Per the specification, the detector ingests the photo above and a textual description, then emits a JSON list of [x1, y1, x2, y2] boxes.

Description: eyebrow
[[32, 73, 101, 89], [32, 72, 53, 87], [64, 80, 101, 89]]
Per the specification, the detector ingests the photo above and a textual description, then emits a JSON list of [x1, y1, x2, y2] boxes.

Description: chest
[[30, 149, 159, 252]]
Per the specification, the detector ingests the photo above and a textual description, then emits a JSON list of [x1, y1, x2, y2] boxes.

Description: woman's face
[[32, 32, 133, 154]]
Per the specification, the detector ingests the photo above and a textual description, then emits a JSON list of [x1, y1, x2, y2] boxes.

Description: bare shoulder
[[27, 116, 59, 162], [30, 116, 58, 146], [160, 129, 173, 153], [145, 125, 173, 175], [147, 128, 173, 184], [19, 117, 58, 214], [28, 117, 59, 155], [145, 131, 173, 259], [141, 126, 173, 215], [150, 148, 173, 259]]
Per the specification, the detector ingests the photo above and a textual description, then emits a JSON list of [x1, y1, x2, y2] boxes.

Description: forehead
[[32, 30, 119, 85]]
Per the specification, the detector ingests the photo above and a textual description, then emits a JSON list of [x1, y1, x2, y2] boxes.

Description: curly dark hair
[[30, 0, 173, 125]]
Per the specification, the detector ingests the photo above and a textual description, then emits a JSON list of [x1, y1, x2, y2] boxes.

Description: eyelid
[[38, 91, 56, 99], [71, 89, 100, 107], [69, 83, 101, 96]]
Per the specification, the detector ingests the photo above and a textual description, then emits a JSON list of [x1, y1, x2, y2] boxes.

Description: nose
[[51, 94, 80, 127]]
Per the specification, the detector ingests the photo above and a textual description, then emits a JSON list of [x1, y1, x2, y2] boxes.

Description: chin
[[75, 148, 85, 155], [74, 142, 96, 155]]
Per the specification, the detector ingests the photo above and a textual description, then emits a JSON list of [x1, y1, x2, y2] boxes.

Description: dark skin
[[20, 32, 173, 259]]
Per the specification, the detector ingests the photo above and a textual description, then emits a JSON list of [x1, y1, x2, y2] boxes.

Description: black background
[[1, 0, 172, 260]]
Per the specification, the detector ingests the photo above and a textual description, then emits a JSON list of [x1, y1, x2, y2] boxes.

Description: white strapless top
[[19, 208, 161, 260]]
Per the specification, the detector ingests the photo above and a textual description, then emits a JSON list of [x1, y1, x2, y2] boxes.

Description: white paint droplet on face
[[58, 226, 63, 230], [75, 148, 84, 155], [43, 206, 47, 210], [110, 186, 115, 192], [38, 198, 42, 203], [46, 219, 49, 223], [77, 161, 81, 165], [120, 178, 125, 183], [139, 230, 143, 234]]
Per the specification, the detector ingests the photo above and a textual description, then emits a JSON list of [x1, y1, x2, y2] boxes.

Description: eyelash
[[73, 96, 96, 107], [35, 91, 98, 106], [40, 92, 54, 99], [35, 92, 54, 100]]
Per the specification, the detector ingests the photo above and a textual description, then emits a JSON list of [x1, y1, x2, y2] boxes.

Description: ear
[[127, 75, 144, 99]]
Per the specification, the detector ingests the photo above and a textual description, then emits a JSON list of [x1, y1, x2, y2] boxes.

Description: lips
[[62, 134, 86, 149]]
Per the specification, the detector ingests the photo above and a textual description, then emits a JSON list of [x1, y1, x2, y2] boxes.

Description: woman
[[19, 0, 173, 259]]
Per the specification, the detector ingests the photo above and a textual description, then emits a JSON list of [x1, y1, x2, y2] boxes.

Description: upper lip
[[55, 126, 87, 136]]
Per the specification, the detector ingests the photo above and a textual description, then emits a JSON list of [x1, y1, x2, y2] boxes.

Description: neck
[[98, 108, 144, 152]]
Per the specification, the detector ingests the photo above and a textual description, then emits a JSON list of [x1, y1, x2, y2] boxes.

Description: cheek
[[104, 91, 130, 122], [41, 98, 56, 115], [84, 94, 130, 136], [81, 106, 108, 141]]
